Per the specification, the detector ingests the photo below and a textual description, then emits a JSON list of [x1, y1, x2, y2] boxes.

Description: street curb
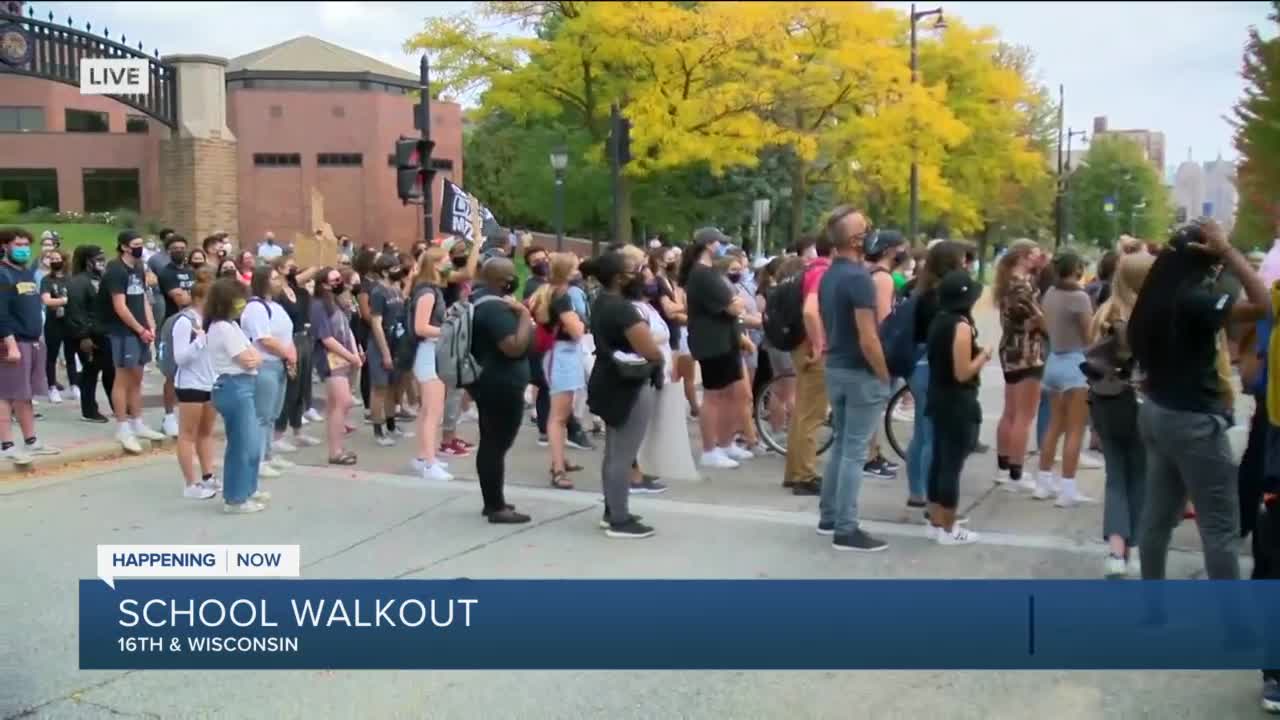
[[0, 435, 176, 479]]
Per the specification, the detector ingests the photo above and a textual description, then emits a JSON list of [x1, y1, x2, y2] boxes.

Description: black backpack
[[762, 272, 806, 352]]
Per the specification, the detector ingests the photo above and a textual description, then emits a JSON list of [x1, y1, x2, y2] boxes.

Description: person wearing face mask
[[468, 257, 534, 524], [407, 246, 453, 480], [529, 252, 590, 490], [269, 256, 320, 452], [202, 235, 226, 266], [724, 247, 765, 455], [441, 237, 483, 431], [241, 265, 297, 482], [0, 228, 61, 464], [367, 255, 411, 447], [67, 245, 114, 423], [522, 245, 593, 450], [310, 267, 363, 464], [39, 248, 75, 405], [257, 231, 282, 260], [98, 230, 164, 453], [187, 249, 207, 272], [156, 234, 195, 437]]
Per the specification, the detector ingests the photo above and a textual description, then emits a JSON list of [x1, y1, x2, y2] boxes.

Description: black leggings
[[44, 319, 77, 389], [275, 332, 313, 432], [928, 414, 979, 509], [76, 336, 115, 419], [472, 381, 524, 513], [353, 320, 371, 408]]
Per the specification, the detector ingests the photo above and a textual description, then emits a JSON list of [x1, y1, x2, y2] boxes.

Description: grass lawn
[[15, 223, 121, 252]]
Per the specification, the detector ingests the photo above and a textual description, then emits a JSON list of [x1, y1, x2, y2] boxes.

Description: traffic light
[[394, 137, 435, 203]]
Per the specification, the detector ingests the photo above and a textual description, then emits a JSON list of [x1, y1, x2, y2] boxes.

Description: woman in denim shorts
[[1035, 252, 1094, 506]]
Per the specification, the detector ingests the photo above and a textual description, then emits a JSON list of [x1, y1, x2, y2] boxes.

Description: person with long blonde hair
[[1087, 252, 1154, 577], [993, 239, 1047, 491], [408, 246, 452, 481], [530, 252, 589, 489]]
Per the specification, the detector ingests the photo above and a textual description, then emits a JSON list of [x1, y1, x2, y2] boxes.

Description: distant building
[[1171, 149, 1237, 229], [1092, 116, 1166, 176]]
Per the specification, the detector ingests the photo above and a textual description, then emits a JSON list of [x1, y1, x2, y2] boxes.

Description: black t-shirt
[[275, 283, 311, 332], [685, 264, 736, 360], [549, 290, 577, 341], [1142, 283, 1234, 415], [0, 263, 44, 341], [470, 289, 530, 391], [98, 258, 148, 336], [369, 283, 406, 348], [926, 311, 981, 424], [912, 288, 941, 345], [157, 264, 194, 320], [588, 291, 647, 426], [40, 273, 69, 322]]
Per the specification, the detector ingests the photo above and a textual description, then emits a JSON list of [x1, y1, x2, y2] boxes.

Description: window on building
[[318, 153, 362, 167], [125, 115, 148, 134], [0, 169, 58, 212], [65, 109, 109, 133], [253, 153, 302, 167], [0, 107, 46, 132], [82, 169, 139, 212]]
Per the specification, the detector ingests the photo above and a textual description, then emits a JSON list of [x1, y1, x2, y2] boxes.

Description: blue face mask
[[9, 246, 31, 264]]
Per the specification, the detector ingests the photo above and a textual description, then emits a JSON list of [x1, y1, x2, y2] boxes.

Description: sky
[[31, 0, 1276, 176]]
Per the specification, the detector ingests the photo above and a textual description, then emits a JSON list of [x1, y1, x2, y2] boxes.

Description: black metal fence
[[0, 6, 176, 127]]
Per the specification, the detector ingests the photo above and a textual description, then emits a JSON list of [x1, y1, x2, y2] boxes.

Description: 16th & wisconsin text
[[114, 597, 478, 654]]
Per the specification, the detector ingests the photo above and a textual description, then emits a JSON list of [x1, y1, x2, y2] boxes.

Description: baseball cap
[[117, 229, 142, 246], [938, 269, 982, 312], [693, 227, 731, 247], [864, 229, 905, 258]]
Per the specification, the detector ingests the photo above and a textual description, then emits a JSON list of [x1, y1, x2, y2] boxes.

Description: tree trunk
[[977, 224, 991, 280], [789, 158, 809, 247]]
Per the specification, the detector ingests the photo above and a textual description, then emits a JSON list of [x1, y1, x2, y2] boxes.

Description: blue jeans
[[821, 366, 892, 536], [255, 361, 287, 461], [212, 374, 261, 505], [905, 359, 933, 502]]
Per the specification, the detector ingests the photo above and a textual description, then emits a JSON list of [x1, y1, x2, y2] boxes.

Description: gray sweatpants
[[602, 385, 656, 526], [1138, 400, 1240, 580], [442, 383, 463, 434]]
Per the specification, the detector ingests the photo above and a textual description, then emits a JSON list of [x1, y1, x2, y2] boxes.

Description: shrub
[[20, 206, 56, 222], [107, 208, 139, 229], [0, 199, 18, 223]]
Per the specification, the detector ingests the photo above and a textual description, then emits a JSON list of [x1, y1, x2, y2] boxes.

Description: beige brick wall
[[160, 138, 239, 243]]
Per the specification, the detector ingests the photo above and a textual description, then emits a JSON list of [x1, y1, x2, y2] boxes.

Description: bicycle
[[754, 373, 915, 461]]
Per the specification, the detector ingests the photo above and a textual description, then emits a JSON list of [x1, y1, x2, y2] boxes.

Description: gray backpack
[[157, 308, 198, 378], [435, 295, 500, 388]]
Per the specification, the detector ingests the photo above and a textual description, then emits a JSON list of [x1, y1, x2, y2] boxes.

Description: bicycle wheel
[[754, 373, 834, 457], [884, 383, 915, 461]]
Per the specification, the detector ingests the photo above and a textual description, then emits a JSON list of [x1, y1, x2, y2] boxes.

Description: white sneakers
[[223, 500, 265, 514], [250, 490, 272, 502], [258, 463, 282, 479], [269, 456, 296, 470], [132, 420, 166, 442], [48, 387, 62, 404], [272, 439, 298, 454], [1104, 554, 1127, 578], [1052, 477, 1095, 507], [117, 428, 143, 454], [184, 484, 216, 500], [412, 458, 452, 482], [293, 433, 322, 447], [162, 414, 179, 438], [699, 448, 739, 469], [1077, 451, 1104, 470], [375, 435, 396, 448], [722, 444, 754, 462], [927, 523, 980, 545], [2, 445, 32, 465], [304, 408, 323, 423], [1031, 472, 1058, 500]]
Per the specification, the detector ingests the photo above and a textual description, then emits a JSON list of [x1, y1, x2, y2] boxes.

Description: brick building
[[0, 19, 461, 249]]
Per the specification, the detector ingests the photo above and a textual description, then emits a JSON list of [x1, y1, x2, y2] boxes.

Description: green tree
[[1067, 136, 1172, 245], [1231, 1, 1279, 249]]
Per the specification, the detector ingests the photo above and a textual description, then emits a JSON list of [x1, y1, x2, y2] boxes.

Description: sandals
[[328, 451, 358, 466], [564, 462, 584, 473], [550, 470, 574, 490]]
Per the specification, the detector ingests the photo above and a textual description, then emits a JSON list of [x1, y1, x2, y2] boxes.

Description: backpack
[[157, 308, 198, 378], [762, 272, 806, 352], [1081, 319, 1134, 398], [880, 294, 921, 380], [435, 294, 501, 388], [399, 284, 439, 371]]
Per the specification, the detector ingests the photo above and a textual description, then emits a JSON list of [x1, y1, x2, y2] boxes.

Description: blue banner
[[79, 580, 1280, 670]]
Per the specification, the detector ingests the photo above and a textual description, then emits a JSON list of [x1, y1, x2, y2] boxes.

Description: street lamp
[[549, 144, 568, 251], [1061, 129, 1087, 242], [908, 4, 946, 245]]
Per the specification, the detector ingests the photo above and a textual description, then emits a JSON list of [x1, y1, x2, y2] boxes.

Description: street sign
[[1103, 196, 1115, 214], [753, 199, 771, 225]]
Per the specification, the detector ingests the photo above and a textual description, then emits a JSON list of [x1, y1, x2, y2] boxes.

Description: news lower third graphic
[[76, 544, 1280, 670]]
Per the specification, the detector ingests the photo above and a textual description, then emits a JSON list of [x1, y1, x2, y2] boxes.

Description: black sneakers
[[605, 519, 655, 539], [832, 529, 888, 552], [815, 521, 835, 536], [631, 477, 667, 494], [792, 478, 821, 496], [487, 508, 531, 524], [599, 512, 644, 529]]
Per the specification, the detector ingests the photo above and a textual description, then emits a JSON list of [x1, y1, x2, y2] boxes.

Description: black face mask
[[169, 250, 186, 265], [531, 261, 549, 277], [49, 261, 64, 272], [91, 260, 106, 276], [452, 256, 468, 269], [666, 262, 678, 274], [286, 268, 299, 285], [499, 278, 518, 295], [331, 282, 345, 295], [623, 275, 646, 299], [727, 272, 742, 284], [129, 246, 144, 259], [389, 268, 406, 282]]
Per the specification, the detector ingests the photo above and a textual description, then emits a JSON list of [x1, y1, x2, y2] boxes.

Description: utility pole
[[909, 5, 945, 244], [420, 55, 433, 243], [1054, 83, 1064, 250]]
